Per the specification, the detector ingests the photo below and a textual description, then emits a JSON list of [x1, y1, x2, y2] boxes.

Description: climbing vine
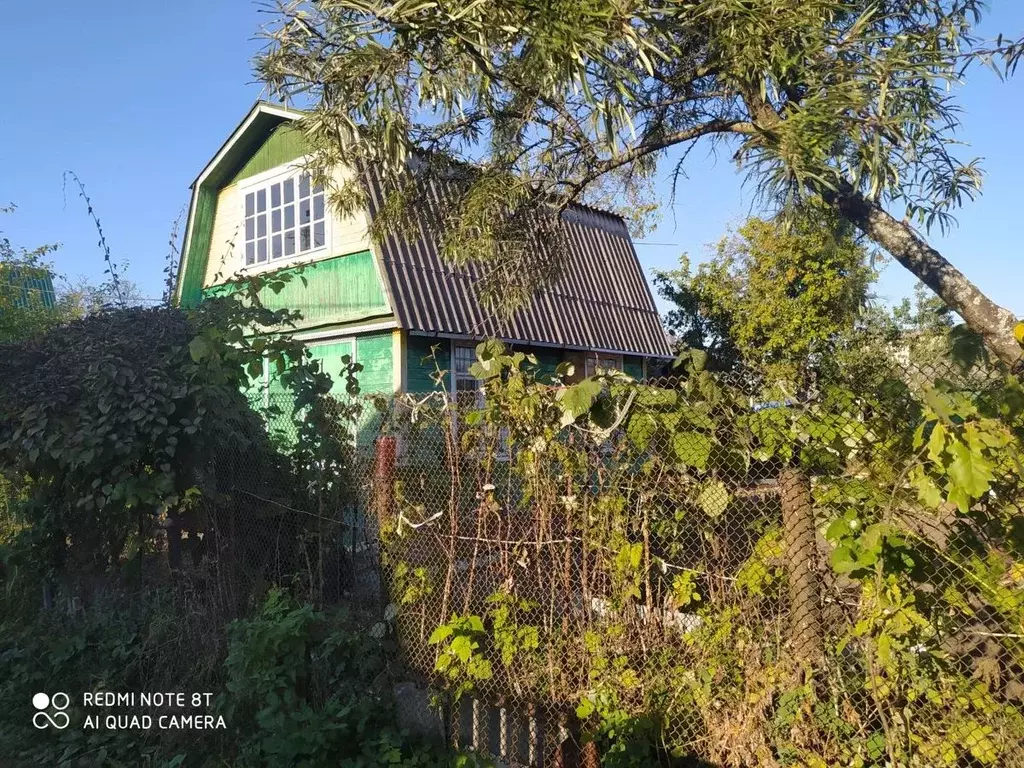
[[375, 340, 1024, 767]]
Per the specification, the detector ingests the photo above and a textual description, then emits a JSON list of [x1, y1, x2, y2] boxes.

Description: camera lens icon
[[33, 692, 70, 729]]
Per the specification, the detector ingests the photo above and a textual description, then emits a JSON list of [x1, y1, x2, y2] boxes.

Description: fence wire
[[194, 356, 1022, 768]]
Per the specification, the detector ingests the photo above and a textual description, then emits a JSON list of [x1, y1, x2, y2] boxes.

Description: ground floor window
[[585, 353, 623, 377], [452, 344, 484, 407]]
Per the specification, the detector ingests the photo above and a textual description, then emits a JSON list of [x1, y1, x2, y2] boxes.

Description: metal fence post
[[373, 435, 397, 610], [780, 466, 823, 671]]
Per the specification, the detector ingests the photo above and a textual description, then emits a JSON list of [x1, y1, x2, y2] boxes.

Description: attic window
[[243, 172, 326, 266]]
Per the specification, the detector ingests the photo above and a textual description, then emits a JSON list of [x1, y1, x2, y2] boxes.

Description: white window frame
[[449, 340, 508, 460], [237, 160, 332, 275], [451, 342, 485, 408], [585, 352, 624, 377]]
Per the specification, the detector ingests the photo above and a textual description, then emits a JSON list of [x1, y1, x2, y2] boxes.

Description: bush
[[220, 588, 485, 767]]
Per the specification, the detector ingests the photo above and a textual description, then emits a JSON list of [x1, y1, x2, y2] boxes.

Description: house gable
[[176, 103, 391, 334], [229, 123, 309, 186]]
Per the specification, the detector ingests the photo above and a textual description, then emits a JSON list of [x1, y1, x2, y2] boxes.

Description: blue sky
[[1, 2, 1021, 315]]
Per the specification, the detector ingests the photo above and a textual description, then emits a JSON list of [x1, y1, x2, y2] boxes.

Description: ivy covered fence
[[344, 341, 1024, 767]]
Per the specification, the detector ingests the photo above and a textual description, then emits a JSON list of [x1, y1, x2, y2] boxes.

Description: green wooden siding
[[355, 333, 393, 443], [406, 334, 451, 392], [624, 355, 644, 380], [524, 347, 564, 383], [202, 251, 392, 332], [178, 186, 217, 308], [356, 334, 393, 394], [229, 124, 310, 185], [310, 340, 357, 395]]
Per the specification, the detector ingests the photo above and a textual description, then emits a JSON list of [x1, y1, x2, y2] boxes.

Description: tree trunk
[[827, 183, 1021, 366], [780, 467, 823, 669]]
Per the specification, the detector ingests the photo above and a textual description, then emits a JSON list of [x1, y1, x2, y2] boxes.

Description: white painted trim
[[367, 241, 395, 315], [292, 320, 397, 343], [235, 154, 315, 191], [193, 103, 301, 191], [449, 338, 456, 395], [392, 329, 406, 393]]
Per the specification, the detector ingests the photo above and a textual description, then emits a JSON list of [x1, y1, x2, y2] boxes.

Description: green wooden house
[[173, 102, 671, 407]]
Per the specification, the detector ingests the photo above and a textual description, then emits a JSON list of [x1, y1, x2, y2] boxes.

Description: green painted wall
[[179, 186, 217, 308], [406, 334, 451, 393], [202, 251, 392, 332], [229, 124, 310, 185], [356, 334, 393, 394], [259, 334, 393, 449], [524, 347, 564, 383], [624, 355, 645, 380], [310, 340, 357, 395], [355, 332, 393, 444]]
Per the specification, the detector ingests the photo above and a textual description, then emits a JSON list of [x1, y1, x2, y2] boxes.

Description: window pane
[[272, 234, 282, 259], [300, 226, 310, 252], [257, 214, 266, 238], [313, 194, 324, 221], [245, 217, 254, 241], [271, 209, 281, 233], [284, 205, 294, 229], [300, 203, 311, 225], [245, 193, 254, 217], [257, 240, 267, 262], [454, 346, 475, 374], [313, 221, 325, 248], [256, 189, 266, 212], [299, 174, 310, 199], [270, 183, 281, 208], [245, 242, 255, 265], [284, 231, 295, 256], [313, 181, 324, 195], [283, 178, 294, 203]]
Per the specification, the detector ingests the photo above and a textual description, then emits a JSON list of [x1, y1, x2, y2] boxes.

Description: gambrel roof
[[176, 102, 671, 359], [364, 172, 671, 357]]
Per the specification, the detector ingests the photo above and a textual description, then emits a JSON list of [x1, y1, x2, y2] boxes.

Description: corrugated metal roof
[[364, 172, 672, 358]]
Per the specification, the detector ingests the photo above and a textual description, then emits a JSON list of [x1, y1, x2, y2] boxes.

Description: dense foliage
[[0, 587, 481, 767], [656, 205, 873, 379], [378, 338, 1024, 766], [0, 274, 490, 766], [257, 0, 1021, 362], [0, 281, 300, 583]]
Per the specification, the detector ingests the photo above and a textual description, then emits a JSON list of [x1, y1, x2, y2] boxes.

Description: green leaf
[[910, 467, 944, 508], [576, 696, 596, 719], [626, 411, 658, 449], [673, 431, 712, 471], [678, 403, 715, 430], [557, 378, 602, 425], [427, 625, 453, 645], [697, 480, 730, 517], [927, 422, 946, 463], [945, 440, 994, 508], [188, 336, 210, 363], [450, 635, 473, 663]]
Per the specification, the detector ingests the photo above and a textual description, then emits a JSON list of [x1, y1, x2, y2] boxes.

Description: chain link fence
[[192, 355, 1022, 767]]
